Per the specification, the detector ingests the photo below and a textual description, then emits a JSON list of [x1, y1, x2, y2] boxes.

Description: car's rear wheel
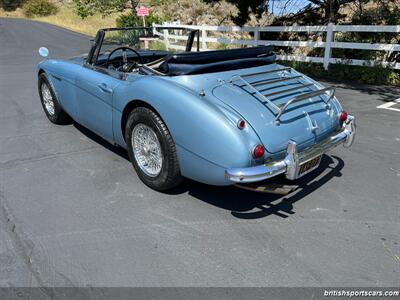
[[125, 107, 183, 191], [38, 73, 71, 124]]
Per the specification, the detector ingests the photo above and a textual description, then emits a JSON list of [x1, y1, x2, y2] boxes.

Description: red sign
[[136, 6, 149, 17]]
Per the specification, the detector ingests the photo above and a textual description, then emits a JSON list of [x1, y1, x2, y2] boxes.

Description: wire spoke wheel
[[41, 83, 55, 116], [132, 123, 163, 177], [126, 107, 182, 191]]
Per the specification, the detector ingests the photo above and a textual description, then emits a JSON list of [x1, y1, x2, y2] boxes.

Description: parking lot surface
[[0, 18, 399, 288]]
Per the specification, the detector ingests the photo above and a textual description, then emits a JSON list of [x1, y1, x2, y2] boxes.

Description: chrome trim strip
[[241, 67, 292, 78], [225, 115, 355, 183], [263, 83, 314, 98], [250, 75, 303, 87]]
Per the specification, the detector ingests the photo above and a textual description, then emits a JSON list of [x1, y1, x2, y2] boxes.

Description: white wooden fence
[[154, 23, 400, 70]]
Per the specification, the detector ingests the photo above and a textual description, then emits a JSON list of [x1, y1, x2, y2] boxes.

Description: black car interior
[[91, 28, 276, 76], [157, 46, 276, 76], [96, 49, 170, 72], [97, 45, 276, 76]]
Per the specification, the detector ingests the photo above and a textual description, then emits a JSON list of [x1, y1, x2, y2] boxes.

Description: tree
[[205, 0, 265, 25], [309, 0, 356, 23], [205, 0, 359, 25], [347, 0, 400, 63], [73, 0, 139, 18], [270, 0, 360, 25]]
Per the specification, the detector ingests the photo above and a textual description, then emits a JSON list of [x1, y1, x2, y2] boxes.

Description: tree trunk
[[130, 0, 138, 15], [325, 0, 341, 23]]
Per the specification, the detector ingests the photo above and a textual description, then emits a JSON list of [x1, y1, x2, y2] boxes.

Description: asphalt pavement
[[0, 18, 399, 290]]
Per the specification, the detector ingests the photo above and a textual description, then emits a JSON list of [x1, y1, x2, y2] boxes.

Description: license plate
[[298, 156, 321, 177]]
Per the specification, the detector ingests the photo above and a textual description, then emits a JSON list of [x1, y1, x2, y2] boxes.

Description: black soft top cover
[[159, 46, 276, 76]]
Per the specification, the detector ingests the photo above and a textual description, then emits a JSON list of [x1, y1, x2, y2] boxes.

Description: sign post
[[136, 6, 149, 27], [136, 6, 150, 49]]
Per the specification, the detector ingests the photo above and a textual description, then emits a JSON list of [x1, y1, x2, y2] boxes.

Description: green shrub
[[279, 61, 400, 86], [116, 12, 164, 28], [23, 0, 58, 18], [0, 0, 25, 11]]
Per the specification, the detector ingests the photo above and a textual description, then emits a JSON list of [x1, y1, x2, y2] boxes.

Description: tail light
[[253, 144, 265, 159], [339, 111, 348, 122]]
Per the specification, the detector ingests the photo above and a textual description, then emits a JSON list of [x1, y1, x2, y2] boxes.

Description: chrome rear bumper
[[225, 115, 355, 183]]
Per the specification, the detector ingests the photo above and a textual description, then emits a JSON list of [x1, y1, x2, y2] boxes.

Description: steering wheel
[[105, 46, 143, 72]]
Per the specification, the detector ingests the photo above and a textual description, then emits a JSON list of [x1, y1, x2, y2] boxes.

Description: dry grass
[[0, 6, 119, 37], [0, 7, 25, 18]]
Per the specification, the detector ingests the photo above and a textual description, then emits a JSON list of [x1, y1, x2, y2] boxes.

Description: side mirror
[[38, 47, 49, 58]]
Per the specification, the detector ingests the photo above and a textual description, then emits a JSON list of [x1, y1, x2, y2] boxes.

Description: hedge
[[279, 61, 400, 86]]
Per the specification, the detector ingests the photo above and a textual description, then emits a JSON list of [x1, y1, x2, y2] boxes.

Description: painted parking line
[[377, 98, 400, 112]]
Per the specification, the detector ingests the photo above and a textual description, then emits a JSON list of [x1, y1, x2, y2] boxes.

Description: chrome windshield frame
[[86, 26, 200, 66]]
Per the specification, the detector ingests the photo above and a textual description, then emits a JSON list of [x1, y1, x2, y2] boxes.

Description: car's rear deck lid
[[212, 66, 339, 154], [229, 67, 336, 125]]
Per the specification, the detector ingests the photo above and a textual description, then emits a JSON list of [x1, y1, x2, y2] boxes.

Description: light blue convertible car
[[37, 26, 355, 191]]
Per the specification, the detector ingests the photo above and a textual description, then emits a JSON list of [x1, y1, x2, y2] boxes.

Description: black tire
[[125, 107, 183, 191], [38, 73, 71, 125]]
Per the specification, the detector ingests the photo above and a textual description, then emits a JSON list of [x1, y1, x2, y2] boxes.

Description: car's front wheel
[[125, 107, 183, 191], [38, 73, 71, 124]]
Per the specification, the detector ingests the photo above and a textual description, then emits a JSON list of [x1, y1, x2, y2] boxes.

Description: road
[[0, 18, 399, 291]]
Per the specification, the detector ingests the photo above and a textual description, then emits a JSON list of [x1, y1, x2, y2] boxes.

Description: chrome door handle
[[98, 83, 113, 93]]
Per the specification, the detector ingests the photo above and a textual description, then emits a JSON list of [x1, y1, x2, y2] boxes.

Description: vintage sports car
[[37, 26, 355, 191]]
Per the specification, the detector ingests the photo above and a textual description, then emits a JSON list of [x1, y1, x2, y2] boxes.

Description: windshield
[[98, 27, 199, 58]]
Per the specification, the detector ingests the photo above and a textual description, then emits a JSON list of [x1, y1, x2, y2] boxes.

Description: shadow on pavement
[[171, 155, 344, 219], [75, 122, 344, 220], [74, 123, 129, 161], [323, 79, 400, 102]]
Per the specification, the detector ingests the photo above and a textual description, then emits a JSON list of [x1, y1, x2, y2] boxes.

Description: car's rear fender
[[113, 76, 263, 175]]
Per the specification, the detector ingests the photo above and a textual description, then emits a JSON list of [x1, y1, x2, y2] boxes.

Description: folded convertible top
[[159, 46, 276, 76]]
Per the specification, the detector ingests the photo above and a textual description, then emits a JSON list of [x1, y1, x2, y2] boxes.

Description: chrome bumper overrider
[[225, 115, 356, 183]]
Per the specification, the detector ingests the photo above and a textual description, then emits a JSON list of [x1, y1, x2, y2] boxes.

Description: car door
[[75, 65, 122, 142]]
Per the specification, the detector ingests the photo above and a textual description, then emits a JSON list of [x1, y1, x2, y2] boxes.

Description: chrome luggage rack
[[229, 67, 335, 125]]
